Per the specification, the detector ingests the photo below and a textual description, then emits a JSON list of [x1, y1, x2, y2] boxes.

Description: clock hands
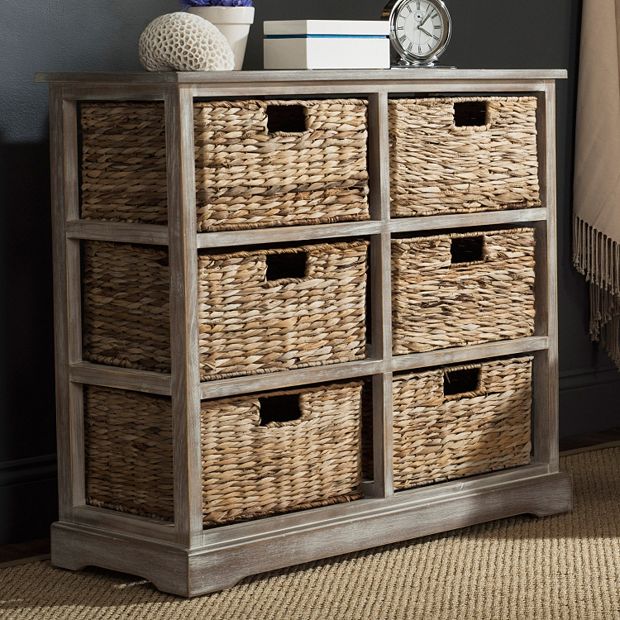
[[414, 5, 435, 41], [418, 6, 433, 28]]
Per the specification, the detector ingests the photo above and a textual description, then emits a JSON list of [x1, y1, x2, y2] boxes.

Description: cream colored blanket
[[573, 0, 620, 368]]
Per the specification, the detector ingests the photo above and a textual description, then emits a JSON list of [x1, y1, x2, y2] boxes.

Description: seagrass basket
[[392, 356, 533, 490], [84, 382, 363, 526], [85, 386, 174, 521], [389, 96, 541, 217], [80, 99, 370, 231], [201, 381, 363, 525], [82, 239, 368, 380], [82, 242, 171, 373], [392, 228, 536, 354]]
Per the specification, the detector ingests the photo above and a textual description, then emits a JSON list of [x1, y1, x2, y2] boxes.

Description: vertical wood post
[[165, 85, 203, 545], [533, 82, 559, 470], [50, 87, 85, 520], [368, 91, 394, 497]]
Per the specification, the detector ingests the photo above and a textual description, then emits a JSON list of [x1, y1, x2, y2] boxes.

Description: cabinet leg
[[50, 522, 192, 597], [526, 472, 573, 517]]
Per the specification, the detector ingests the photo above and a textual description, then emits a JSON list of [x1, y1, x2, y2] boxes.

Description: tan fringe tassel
[[573, 216, 620, 368]]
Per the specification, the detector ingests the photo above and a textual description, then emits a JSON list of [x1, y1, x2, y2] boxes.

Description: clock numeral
[[434, 24, 441, 29], [407, 43, 413, 52], [433, 34, 439, 40], [397, 26, 404, 30], [418, 44, 422, 54]]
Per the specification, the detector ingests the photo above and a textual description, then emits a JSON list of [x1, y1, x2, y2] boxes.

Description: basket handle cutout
[[266, 251, 307, 281], [453, 101, 488, 127], [259, 394, 302, 426], [443, 367, 481, 398], [266, 104, 308, 133], [450, 236, 485, 264]]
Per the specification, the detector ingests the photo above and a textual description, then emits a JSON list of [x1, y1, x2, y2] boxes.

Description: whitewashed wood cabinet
[[38, 69, 572, 597]]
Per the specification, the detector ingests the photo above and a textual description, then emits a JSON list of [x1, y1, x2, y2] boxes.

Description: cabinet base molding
[[51, 471, 571, 597]]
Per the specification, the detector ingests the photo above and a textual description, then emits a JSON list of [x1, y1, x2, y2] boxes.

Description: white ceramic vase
[[188, 6, 255, 70]]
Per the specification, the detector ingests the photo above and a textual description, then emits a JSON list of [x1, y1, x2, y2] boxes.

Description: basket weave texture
[[198, 240, 368, 379], [392, 228, 536, 354], [201, 382, 363, 526], [82, 240, 368, 380], [82, 242, 171, 373], [80, 100, 370, 231], [392, 356, 532, 490], [194, 99, 370, 231], [389, 97, 540, 217], [80, 103, 168, 225], [85, 386, 174, 521], [84, 383, 362, 526]]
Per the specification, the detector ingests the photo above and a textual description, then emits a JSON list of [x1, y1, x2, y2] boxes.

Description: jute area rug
[[1, 447, 618, 620]]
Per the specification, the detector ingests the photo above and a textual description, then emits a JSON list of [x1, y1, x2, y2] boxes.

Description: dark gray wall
[[0, 0, 616, 544]]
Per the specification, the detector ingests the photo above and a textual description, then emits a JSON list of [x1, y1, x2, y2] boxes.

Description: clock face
[[389, 0, 451, 65]]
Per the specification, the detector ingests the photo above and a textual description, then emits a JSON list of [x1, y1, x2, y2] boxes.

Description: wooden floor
[[2, 428, 618, 568]]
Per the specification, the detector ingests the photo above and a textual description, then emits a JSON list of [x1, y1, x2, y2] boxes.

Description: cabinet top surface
[[36, 68, 567, 85]]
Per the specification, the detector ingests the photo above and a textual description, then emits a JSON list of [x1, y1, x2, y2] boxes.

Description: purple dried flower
[[182, 0, 254, 7]]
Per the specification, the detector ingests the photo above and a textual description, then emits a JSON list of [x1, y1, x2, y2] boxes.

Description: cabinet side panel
[[50, 89, 85, 518]]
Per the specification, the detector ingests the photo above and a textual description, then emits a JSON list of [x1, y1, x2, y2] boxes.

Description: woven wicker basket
[[201, 381, 363, 525], [392, 228, 536, 354], [389, 97, 540, 217], [80, 99, 370, 231], [392, 356, 532, 490], [85, 386, 174, 521], [84, 382, 363, 526], [82, 242, 171, 373], [82, 239, 368, 380]]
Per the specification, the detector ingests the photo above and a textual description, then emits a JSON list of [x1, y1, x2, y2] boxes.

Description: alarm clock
[[382, 0, 452, 67]]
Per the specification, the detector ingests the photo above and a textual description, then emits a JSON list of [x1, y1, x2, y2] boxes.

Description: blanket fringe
[[573, 216, 620, 368]]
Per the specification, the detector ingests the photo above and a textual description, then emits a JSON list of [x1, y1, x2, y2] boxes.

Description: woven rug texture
[[0, 447, 618, 620]]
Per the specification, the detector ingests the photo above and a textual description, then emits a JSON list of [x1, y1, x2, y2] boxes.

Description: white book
[[264, 38, 390, 70], [264, 20, 390, 37], [263, 20, 390, 70]]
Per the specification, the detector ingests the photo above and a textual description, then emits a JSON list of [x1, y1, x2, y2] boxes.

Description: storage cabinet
[[39, 69, 572, 598]]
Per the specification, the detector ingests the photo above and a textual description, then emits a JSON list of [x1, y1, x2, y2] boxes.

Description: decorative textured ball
[[139, 12, 234, 72]]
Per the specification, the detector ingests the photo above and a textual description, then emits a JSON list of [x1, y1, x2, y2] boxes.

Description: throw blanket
[[573, 0, 620, 368]]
